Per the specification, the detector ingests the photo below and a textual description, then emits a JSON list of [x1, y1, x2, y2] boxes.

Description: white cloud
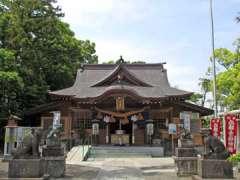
[[57, 0, 112, 28], [94, 39, 164, 63], [94, 39, 201, 92], [165, 62, 200, 92], [55, 0, 218, 93], [57, 0, 149, 29], [92, 36, 193, 63]]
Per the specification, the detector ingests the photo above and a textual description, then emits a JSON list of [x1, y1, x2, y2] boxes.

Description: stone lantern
[[92, 119, 100, 145], [146, 120, 154, 145], [4, 115, 21, 160]]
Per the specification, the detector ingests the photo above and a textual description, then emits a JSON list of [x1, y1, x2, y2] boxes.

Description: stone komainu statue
[[11, 128, 43, 159], [204, 135, 230, 160], [180, 128, 192, 140]]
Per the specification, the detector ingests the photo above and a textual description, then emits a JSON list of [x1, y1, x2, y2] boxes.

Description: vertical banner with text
[[210, 118, 222, 139], [225, 114, 238, 154]]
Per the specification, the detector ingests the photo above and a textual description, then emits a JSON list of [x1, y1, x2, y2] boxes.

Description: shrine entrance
[[94, 93, 147, 146], [109, 118, 133, 145], [95, 105, 147, 146], [109, 118, 133, 135]]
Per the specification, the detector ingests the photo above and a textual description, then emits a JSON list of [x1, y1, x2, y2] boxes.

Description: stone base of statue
[[8, 158, 44, 178], [42, 145, 64, 157], [178, 139, 195, 148], [174, 139, 198, 177], [42, 145, 65, 178], [196, 159, 233, 179], [42, 156, 65, 178], [176, 147, 196, 157], [174, 156, 198, 176]]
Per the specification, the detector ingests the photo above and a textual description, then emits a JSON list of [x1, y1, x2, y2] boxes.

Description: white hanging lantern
[[104, 115, 110, 123], [131, 115, 138, 122]]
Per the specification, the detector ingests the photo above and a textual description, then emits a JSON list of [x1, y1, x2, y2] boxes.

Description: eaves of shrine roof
[[49, 63, 193, 100]]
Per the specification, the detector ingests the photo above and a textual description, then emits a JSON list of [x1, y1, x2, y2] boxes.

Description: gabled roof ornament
[[116, 55, 126, 64]]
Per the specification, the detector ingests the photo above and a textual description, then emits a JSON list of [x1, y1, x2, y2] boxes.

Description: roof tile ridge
[[91, 64, 152, 87]]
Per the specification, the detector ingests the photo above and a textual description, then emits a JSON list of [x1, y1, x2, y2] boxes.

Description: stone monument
[[174, 129, 198, 176], [8, 128, 44, 178], [8, 111, 66, 178], [194, 129, 233, 179], [42, 111, 66, 178]]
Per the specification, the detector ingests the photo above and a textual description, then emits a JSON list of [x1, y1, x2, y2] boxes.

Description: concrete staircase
[[87, 146, 164, 160]]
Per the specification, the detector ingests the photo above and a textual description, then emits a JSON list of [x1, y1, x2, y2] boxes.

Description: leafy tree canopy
[[199, 39, 240, 111], [0, 71, 23, 118], [0, 0, 98, 118], [188, 93, 203, 105]]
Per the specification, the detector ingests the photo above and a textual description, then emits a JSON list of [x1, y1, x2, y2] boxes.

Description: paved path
[[2, 157, 239, 179], [95, 159, 144, 180], [67, 157, 186, 180]]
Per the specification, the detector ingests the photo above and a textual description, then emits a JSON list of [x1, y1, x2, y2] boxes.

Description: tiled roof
[[49, 63, 192, 99]]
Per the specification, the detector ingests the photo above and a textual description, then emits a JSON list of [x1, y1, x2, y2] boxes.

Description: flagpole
[[210, 0, 218, 117]]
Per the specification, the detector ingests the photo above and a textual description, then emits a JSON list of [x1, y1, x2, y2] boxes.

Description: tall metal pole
[[210, 0, 218, 117]]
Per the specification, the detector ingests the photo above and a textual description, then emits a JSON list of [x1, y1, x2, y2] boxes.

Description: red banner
[[210, 118, 221, 139], [225, 114, 238, 154]]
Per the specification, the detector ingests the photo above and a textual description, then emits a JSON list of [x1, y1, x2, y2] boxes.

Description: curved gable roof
[[49, 63, 192, 100], [91, 64, 152, 87]]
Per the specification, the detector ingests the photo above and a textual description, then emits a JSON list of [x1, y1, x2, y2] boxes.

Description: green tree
[[0, 71, 24, 118], [131, 61, 146, 64], [188, 77, 211, 107], [0, 48, 16, 71], [103, 59, 146, 64], [188, 93, 203, 105], [0, 0, 98, 115], [236, 12, 240, 23], [103, 60, 115, 64], [199, 78, 211, 106], [201, 40, 240, 111]]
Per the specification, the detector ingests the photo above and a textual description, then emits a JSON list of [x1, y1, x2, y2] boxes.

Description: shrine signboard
[[168, 123, 177, 134], [225, 114, 238, 154], [180, 112, 191, 131]]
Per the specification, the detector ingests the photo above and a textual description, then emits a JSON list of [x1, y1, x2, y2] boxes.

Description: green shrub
[[227, 153, 240, 166]]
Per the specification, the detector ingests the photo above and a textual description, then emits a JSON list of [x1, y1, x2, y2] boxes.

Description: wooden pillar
[[170, 108, 175, 155], [64, 118, 68, 137], [132, 121, 135, 144], [106, 124, 109, 144], [41, 117, 44, 128], [66, 109, 73, 139], [64, 117, 73, 138], [68, 110, 73, 150]]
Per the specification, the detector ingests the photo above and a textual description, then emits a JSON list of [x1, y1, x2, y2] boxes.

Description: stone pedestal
[[8, 159, 44, 178], [174, 147, 198, 177], [174, 157, 198, 176], [176, 147, 196, 157], [197, 159, 233, 179], [42, 145, 65, 178], [178, 139, 194, 148], [42, 156, 65, 178], [42, 145, 64, 157]]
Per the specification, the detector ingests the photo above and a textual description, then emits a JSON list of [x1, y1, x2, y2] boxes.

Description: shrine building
[[27, 60, 213, 153]]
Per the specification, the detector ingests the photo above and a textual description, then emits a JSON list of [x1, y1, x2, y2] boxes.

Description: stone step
[[66, 145, 91, 162], [92, 146, 163, 152], [89, 152, 152, 157], [87, 146, 164, 160]]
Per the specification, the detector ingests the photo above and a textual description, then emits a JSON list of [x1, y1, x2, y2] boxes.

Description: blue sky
[[57, 0, 239, 93]]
